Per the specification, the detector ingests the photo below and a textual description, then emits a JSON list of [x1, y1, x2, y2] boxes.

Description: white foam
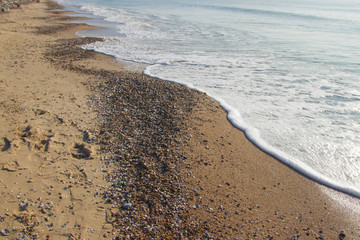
[[144, 65, 360, 199]]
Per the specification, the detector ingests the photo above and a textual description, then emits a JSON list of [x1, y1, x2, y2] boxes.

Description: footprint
[[52, 115, 64, 125], [1, 160, 25, 172], [60, 164, 87, 181], [17, 125, 53, 152], [13, 211, 37, 226], [70, 143, 92, 159], [1, 137, 11, 151], [33, 108, 47, 116]]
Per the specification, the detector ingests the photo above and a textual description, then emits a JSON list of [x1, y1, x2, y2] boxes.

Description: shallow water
[[57, 0, 360, 197]]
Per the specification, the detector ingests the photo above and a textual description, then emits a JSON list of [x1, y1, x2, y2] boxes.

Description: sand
[[0, 0, 359, 239], [0, 1, 115, 239]]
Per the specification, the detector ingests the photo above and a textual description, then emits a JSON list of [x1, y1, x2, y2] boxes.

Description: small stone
[[122, 203, 132, 209], [204, 232, 211, 238], [19, 202, 28, 210], [1, 7, 10, 13], [339, 231, 346, 240], [1, 229, 10, 236]]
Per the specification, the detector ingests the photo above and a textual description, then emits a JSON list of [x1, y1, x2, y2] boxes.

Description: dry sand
[[0, 1, 115, 239], [0, 0, 359, 239]]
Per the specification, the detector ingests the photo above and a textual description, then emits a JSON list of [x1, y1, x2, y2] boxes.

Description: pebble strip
[[44, 36, 208, 238], [0, 0, 39, 12]]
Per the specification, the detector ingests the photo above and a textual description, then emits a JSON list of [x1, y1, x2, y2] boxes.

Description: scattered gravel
[[44, 34, 208, 238]]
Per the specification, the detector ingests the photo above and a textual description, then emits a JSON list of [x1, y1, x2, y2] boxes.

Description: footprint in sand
[[17, 125, 53, 152], [70, 143, 92, 159], [0, 160, 26, 172], [32, 108, 48, 116], [60, 164, 88, 182], [1, 137, 11, 151]]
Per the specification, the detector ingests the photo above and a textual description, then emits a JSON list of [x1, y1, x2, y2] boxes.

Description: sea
[[55, 0, 360, 200]]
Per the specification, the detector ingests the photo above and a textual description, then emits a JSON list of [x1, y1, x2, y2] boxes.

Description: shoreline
[[72, 3, 360, 200], [0, 0, 359, 239]]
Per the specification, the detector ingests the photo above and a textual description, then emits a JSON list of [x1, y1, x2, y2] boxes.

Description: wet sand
[[0, 0, 359, 239]]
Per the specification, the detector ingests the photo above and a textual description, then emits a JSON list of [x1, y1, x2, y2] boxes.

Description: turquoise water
[[57, 0, 360, 198]]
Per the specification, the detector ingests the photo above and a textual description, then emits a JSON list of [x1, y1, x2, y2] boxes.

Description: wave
[[196, 4, 356, 23]]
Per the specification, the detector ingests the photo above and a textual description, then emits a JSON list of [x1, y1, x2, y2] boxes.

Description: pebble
[[122, 203, 132, 209], [1, 0, 39, 13], [19, 201, 28, 210], [1, 229, 10, 236], [1, 7, 9, 12], [339, 231, 346, 240]]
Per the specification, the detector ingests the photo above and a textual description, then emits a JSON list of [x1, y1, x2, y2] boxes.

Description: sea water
[[56, 0, 360, 198]]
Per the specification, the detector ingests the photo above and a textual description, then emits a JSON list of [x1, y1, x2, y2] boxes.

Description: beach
[[0, 0, 359, 239]]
